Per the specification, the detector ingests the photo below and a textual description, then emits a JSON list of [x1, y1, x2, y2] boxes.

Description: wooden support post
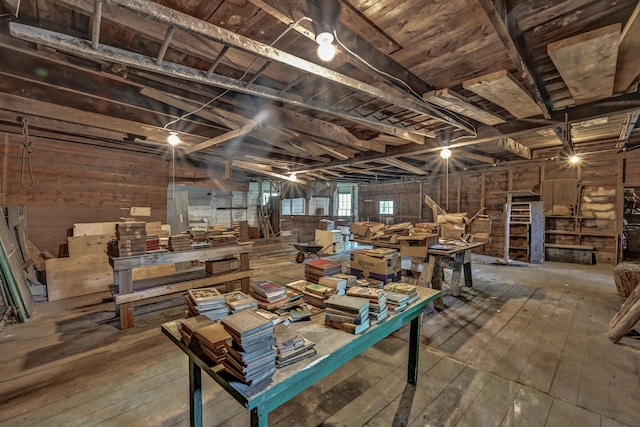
[[240, 252, 250, 293]]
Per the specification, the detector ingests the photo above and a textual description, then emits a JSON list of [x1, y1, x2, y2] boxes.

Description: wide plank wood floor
[[1, 241, 639, 426]]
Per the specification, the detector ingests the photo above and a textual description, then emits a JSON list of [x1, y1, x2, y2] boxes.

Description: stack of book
[[385, 291, 409, 313], [303, 283, 333, 307], [355, 277, 384, 288], [346, 285, 389, 325], [145, 234, 160, 252], [334, 273, 357, 289], [224, 291, 258, 312], [324, 295, 370, 334], [194, 322, 232, 365], [249, 281, 289, 310], [191, 227, 207, 243], [169, 233, 191, 251], [179, 315, 215, 346], [273, 324, 316, 368], [304, 259, 342, 283], [384, 282, 419, 305], [318, 275, 347, 295], [107, 222, 147, 257], [220, 310, 277, 385], [186, 287, 228, 320]]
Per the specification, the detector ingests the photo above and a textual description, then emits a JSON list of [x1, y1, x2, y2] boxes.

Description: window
[[282, 198, 305, 215], [262, 192, 278, 205], [337, 193, 352, 216], [379, 200, 394, 215]]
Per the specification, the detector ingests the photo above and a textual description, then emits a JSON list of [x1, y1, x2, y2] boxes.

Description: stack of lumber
[[0, 207, 35, 322], [613, 263, 640, 297], [610, 282, 640, 343], [46, 221, 175, 301], [145, 234, 160, 252], [234, 220, 250, 241]]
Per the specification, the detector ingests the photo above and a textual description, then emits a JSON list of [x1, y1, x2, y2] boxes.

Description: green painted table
[[161, 287, 441, 426]]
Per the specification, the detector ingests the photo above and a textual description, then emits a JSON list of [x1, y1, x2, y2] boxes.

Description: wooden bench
[[545, 243, 595, 265], [110, 243, 253, 329]]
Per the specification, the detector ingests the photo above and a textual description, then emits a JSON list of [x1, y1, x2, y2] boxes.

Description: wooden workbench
[[353, 239, 486, 310], [110, 243, 253, 329], [161, 286, 441, 426]]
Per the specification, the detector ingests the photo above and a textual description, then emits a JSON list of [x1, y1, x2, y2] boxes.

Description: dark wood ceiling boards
[[0, 0, 639, 184]]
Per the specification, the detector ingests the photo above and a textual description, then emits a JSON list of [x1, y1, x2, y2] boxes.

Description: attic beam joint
[[477, 0, 551, 119]]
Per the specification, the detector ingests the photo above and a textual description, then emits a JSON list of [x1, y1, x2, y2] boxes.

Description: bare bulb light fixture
[[569, 154, 580, 164], [167, 131, 181, 146], [440, 147, 452, 159], [316, 31, 336, 61], [308, 0, 340, 62]]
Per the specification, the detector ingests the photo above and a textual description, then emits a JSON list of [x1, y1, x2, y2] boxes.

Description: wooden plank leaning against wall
[[358, 151, 631, 264]]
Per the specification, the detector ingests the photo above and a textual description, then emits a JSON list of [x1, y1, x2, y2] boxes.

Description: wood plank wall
[[359, 152, 634, 264], [1, 132, 169, 255]]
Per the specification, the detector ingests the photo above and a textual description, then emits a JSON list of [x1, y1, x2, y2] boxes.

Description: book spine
[[324, 311, 364, 325]]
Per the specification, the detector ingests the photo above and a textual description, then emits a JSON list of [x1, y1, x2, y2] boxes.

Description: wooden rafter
[[497, 137, 532, 159], [616, 111, 640, 150], [382, 158, 428, 175], [180, 121, 265, 156]]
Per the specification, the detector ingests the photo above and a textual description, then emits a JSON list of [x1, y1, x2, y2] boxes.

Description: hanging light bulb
[[167, 132, 181, 146], [316, 32, 336, 61], [569, 154, 580, 164], [440, 147, 452, 159], [288, 172, 297, 182]]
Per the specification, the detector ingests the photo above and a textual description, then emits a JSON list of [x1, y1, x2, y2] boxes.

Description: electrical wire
[[162, 16, 312, 132], [20, 118, 35, 188]]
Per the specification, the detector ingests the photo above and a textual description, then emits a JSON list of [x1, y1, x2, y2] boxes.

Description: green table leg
[[408, 315, 421, 385], [189, 359, 202, 427], [250, 406, 268, 427]]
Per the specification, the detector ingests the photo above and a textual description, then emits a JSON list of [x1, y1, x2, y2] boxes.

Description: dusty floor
[[0, 243, 639, 426]]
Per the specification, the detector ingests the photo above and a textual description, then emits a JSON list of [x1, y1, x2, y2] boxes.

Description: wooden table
[[415, 242, 487, 310], [161, 287, 441, 427], [353, 239, 486, 311], [110, 243, 253, 329]]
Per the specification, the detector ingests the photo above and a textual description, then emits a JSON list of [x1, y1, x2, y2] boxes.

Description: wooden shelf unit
[[505, 201, 544, 263]]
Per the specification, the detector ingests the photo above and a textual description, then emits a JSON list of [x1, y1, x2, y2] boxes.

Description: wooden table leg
[[250, 407, 268, 427], [240, 252, 250, 293], [449, 252, 465, 296], [463, 249, 473, 288], [417, 255, 435, 288], [116, 269, 135, 329], [407, 314, 421, 385], [189, 359, 203, 427], [431, 257, 445, 311]]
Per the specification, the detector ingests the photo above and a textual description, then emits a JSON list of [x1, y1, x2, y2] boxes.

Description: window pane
[[379, 200, 393, 215], [338, 193, 351, 216]]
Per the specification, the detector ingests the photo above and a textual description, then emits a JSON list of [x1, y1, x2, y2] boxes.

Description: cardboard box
[[397, 233, 439, 258], [205, 258, 239, 274], [318, 219, 334, 230], [349, 222, 385, 239], [440, 223, 466, 240], [349, 268, 401, 284], [350, 249, 401, 276]]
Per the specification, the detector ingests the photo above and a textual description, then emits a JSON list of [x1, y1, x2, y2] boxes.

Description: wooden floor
[[1, 241, 639, 426]]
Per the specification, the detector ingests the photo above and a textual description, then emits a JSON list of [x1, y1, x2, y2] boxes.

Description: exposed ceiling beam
[[614, 0, 640, 93], [232, 160, 307, 183], [179, 121, 265, 156], [95, 0, 472, 133], [293, 92, 640, 173], [477, 0, 551, 119], [497, 137, 532, 159], [382, 158, 428, 175], [9, 22, 432, 144], [616, 111, 640, 149]]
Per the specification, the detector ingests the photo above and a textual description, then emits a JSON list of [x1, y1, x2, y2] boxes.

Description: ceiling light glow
[[440, 147, 452, 159], [569, 154, 580, 164], [317, 42, 336, 61], [167, 132, 181, 146]]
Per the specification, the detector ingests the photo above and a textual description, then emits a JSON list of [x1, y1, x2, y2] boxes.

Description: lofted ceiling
[[0, 0, 639, 184]]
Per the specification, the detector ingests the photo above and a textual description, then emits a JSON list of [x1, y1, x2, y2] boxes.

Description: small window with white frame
[[337, 193, 352, 216], [379, 200, 393, 215]]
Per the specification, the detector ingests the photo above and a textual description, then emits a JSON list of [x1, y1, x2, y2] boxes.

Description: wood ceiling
[[0, 0, 639, 184]]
